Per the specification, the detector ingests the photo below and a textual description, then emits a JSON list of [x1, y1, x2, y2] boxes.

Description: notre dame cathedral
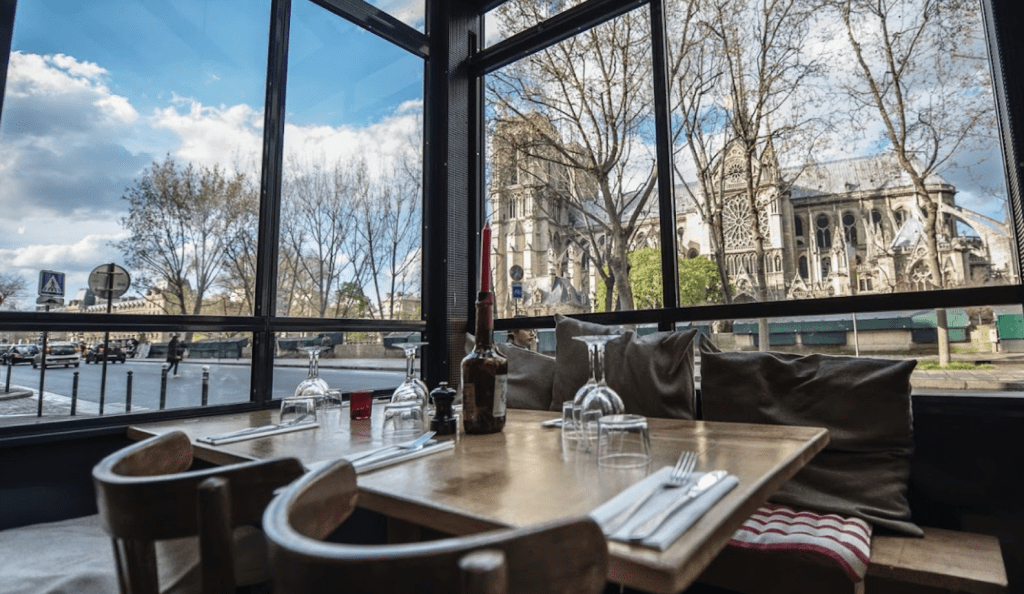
[[488, 118, 1016, 319]]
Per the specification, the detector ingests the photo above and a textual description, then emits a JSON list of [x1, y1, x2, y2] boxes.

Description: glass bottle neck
[[474, 291, 494, 349]]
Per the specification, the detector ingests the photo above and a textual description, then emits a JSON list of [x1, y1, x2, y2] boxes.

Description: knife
[[627, 470, 728, 541]]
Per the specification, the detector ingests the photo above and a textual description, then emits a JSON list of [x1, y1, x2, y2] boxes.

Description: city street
[[1, 359, 405, 414]]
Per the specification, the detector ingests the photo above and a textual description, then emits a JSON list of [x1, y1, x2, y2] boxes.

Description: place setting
[[590, 449, 739, 550]]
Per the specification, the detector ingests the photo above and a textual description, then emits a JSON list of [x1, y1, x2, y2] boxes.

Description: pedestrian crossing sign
[[38, 270, 65, 298]]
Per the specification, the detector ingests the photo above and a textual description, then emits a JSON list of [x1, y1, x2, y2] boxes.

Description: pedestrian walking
[[167, 333, 181, 376]]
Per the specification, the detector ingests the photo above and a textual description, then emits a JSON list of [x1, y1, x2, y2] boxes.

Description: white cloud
[[150, 97, 264, 171], [283, 99, 422, 179], [369, 0, 424, 29], [0, 51, 150, 220], [0, 232, 128, 301]]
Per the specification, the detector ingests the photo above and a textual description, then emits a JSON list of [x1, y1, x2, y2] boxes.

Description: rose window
[[723, 194, 771, 250]]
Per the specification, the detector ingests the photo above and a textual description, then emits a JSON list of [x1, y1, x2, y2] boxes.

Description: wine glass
[[572, 335, 624, 451], [293, 345, 331, 408], [390, 342, 430, 415], [563, 345, 600, 447]]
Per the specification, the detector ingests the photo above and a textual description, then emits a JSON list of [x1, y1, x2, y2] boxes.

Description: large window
[[281, 0, 423, 320], [2, 0, 1023, 433], [0, 0, 427, 430], [0, 0, 270, 317], [477, 0, 1022, 378], [485, 4, 661, 316]]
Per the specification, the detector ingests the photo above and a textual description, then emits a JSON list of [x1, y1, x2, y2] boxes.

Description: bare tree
[[0, 272, 27, 309], [117, 155, 248, 317], [279, 158, 360, 318], [220, 175, 260, 316], [489, 1, 658, 311], [833, 0, 997, 363], [353, 153, 422, 320]]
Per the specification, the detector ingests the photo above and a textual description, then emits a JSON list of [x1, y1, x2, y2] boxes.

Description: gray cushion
[[550, 314, 698, 419], [464, 334, 555, 411], [698, 335, 922, 536]]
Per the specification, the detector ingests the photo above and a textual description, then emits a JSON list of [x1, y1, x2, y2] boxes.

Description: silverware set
[[604, 450, 697, 533], [601, 449, 730, 541]]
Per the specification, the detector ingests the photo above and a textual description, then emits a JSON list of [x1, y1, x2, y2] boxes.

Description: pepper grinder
[[429, 381, 458, 436]]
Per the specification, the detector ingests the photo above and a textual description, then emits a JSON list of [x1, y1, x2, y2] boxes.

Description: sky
[[0, 0, 425, 310]]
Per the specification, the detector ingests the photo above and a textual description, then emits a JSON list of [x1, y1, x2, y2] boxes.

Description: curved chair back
[[93, 430, 305, 594], [263, 460, 608, 594]]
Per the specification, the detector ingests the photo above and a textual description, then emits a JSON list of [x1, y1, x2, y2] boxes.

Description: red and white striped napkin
[[728, 503, 872, 582]]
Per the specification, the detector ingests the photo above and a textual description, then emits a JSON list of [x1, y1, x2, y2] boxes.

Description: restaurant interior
[[0, 0, 1022, 592]]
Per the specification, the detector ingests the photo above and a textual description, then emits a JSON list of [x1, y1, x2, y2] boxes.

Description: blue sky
[[0, 0, 425, 308]]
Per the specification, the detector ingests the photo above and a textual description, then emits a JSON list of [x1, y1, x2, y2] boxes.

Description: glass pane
[[0, 329, 252, 426], [368, 0, 425, 33], [665, 0, 1016, 305], [270, 331, 409, 402], [485, 0, 577, 47], [485, 8, 659, 317], [281, 0, 424, 320], [0, 0, 269, 315], [685, 304, 1023, 392]]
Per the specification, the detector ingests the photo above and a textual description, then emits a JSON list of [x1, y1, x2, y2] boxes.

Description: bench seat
[[866, 527, 1008, 594], [697, 526, 1008, 594]]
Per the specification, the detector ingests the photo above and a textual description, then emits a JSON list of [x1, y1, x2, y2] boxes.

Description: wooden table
[[129, 405, 828, 594]]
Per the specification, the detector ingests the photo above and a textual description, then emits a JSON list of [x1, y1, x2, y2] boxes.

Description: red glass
[[350, 390, 373, 420]]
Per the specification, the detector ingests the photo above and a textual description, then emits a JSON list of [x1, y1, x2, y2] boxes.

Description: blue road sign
[[512, 283, 523, 299], [38, 270, 66, 297]]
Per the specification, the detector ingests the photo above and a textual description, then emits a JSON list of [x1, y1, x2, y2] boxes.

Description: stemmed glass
[[390, 342, 429, 415], [571, 335, 624, 451], [293, 345, 331, 401]]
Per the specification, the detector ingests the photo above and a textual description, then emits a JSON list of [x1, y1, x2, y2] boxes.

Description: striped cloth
[[728, 503, 873, 582]]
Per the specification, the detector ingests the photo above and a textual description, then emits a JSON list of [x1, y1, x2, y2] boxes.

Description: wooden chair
[[262, 459, 609, 594], [92, 430, 305, 594]]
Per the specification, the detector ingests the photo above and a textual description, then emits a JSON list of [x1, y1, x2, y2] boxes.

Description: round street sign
[[509, 264, 524, 282], [89, 263, 131, 299]]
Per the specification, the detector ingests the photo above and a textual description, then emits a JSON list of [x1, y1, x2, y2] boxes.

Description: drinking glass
[[382, 401, 425, 437], [573, 335, 625, 451], [597, 414, 650, 468], [279, 395, 318, 425], [350, 390, 373, 420], [390, 342, 430, 414]]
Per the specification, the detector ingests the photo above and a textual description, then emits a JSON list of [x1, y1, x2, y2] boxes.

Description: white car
[[33, 342, 81, 368]]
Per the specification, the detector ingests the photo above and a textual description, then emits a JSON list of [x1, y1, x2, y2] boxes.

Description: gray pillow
[[698, 335, 922, 536], [550, 314, 698, 420], [465, 334, 555, 411]]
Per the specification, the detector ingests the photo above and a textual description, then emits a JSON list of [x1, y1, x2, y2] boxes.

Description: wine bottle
[[461, 291, 507, 434]]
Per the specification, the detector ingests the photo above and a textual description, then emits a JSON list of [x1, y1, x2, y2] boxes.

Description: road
[[3, 359, 404, 413]]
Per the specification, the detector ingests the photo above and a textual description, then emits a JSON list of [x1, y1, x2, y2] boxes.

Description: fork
[[603, 450, 697, 533]]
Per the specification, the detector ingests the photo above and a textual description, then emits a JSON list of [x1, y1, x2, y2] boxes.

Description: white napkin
[[197, 420, 318, 445], [590, 467, 739, 550], [305, 439, 455, 474]]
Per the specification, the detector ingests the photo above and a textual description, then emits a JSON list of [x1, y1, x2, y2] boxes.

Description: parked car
[[85, 342, 127, 364], [33, 342, 81, 368], [3, 344, 39, 366]]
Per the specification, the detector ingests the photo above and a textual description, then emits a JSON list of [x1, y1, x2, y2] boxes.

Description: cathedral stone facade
[[489, 121, 1016, 319]]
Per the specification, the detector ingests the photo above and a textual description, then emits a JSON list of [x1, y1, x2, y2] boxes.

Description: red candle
[[480, 222, 491, 293]]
